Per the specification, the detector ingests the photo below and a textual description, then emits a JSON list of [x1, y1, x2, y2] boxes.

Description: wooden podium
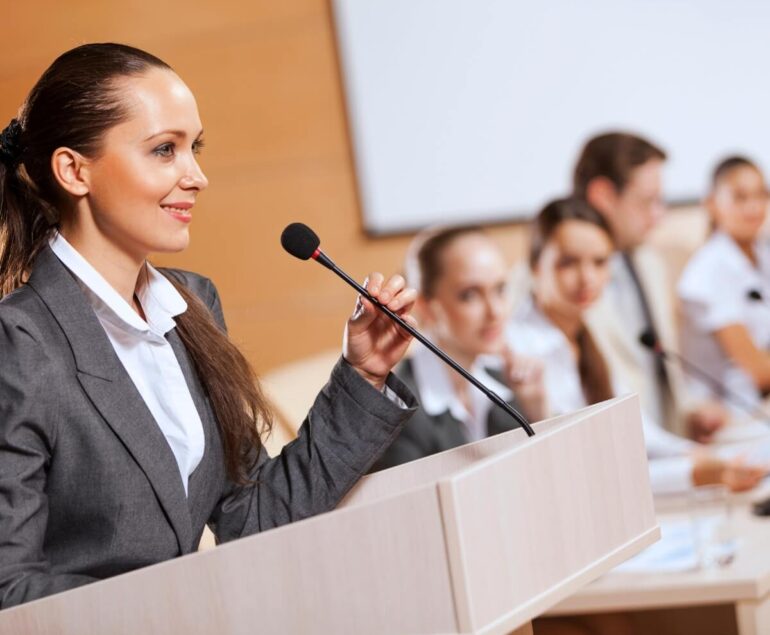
[[0, 395, 658, 634]]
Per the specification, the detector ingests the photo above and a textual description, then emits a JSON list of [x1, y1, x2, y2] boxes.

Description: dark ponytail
[[0, 43, 271, 484], [0, 119, 54, 295]]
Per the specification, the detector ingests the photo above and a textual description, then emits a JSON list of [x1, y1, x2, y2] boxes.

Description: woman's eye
[[192, 138, 205, 155], [458, 289, 479, 302], [153, 143, 174, 157]]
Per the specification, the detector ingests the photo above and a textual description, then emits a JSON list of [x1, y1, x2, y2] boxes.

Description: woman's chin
[[476, 339, 505, 357], [152, 231, 191, 254]]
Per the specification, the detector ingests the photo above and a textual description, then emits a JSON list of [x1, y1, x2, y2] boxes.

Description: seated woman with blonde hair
[[372, 226, 547, 471]]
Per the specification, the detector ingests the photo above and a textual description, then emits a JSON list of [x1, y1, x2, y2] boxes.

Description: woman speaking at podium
[[0, 43, 417, 609]]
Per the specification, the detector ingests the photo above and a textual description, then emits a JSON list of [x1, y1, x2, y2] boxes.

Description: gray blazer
[[0, 247, 416, 609], [371, 358, 522, 471]]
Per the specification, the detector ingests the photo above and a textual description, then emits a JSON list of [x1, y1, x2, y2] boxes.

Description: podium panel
[[0, 396, 658, 634]]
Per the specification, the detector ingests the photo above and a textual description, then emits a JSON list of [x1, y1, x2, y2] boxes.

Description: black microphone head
[[281, 223, 320, 260], [638, 329, 657, 350], [748, 289, 763, 302]]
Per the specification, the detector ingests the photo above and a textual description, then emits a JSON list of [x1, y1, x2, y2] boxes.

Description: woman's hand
[[343, 272, 418, 390], [686, 400, 728, 443], [502, 347, 547, 423]]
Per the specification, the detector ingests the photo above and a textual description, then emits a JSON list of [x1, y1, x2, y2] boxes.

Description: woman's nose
[[485, 295, 505, 319], [579, 263, 596, 287], [180, 158, 209, 191]]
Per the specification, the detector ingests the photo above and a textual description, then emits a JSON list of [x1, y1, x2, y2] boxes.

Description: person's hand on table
[[692, 453, 767, 492]]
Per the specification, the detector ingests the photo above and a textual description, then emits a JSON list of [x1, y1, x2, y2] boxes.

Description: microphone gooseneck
[[281, 222, 535, 437], [638, 328, 768, 422]]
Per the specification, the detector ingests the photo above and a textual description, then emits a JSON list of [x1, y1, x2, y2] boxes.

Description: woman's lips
[[161, 203, 193, 223], [480, 325, 503, 341]]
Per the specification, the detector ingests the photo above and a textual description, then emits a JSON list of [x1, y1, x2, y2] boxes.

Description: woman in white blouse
[[679, 156, 770, 420], [508, 197, 765, 494]]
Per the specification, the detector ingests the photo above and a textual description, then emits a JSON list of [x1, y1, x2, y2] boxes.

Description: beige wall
[[1, 1, 702, 374]]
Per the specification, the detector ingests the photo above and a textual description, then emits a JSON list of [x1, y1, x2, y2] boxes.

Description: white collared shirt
[[507, 295, 696, 494], [410, 340, 512, 442], [50, 234, 205, 495], [678, 230, 770, 420]]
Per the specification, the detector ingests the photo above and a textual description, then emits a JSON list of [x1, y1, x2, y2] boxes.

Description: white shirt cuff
[[648, 456, 694, 495], [382, 383, 409, 409]]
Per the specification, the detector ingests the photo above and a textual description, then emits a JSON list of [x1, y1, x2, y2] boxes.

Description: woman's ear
[[50, 147, 90, 197]]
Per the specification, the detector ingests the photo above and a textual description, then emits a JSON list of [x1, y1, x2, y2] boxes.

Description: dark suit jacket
[[371, 358, 521, 471], [0, 247, 416, 609]]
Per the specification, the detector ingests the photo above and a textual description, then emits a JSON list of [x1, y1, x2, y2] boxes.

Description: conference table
[[548, 421, 770, 635]]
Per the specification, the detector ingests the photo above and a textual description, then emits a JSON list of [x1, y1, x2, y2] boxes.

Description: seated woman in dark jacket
[[372, 226, 546, 471]]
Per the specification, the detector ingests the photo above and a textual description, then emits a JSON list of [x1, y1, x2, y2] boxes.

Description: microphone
[[638, 328, 768, 421], [281, 222, 535, 437]]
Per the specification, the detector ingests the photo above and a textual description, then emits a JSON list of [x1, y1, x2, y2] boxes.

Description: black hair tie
[[0, 119, 24, 169]]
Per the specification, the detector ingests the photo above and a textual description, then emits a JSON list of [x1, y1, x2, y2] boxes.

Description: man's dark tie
[[620, 251, 672, 395]]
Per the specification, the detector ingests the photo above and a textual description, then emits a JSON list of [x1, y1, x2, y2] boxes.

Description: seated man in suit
[[576, 131, 727, 441], [371, 226, 546, 471]]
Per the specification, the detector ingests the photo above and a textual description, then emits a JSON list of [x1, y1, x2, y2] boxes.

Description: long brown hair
[[529, 197, 614, 405], [0, 43, 271, 484]]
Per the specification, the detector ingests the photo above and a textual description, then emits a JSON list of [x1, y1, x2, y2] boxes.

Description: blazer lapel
[[166, 329, 222, 517], [27, 247, 194, 554]]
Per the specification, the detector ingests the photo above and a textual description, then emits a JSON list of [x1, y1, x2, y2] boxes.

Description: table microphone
[[280, 222, 535, 437], [638, 329, 769, 422]]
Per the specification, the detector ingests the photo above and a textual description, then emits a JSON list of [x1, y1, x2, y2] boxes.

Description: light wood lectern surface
[[0, 395, 658, 634]]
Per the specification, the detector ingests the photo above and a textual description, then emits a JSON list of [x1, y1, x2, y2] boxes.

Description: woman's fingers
[[376, 273, 405, 304], [358, 272, 416, 323], [723, 460, 767, 491], [387, 287, 418, 313], [364, 272, 385, 297]]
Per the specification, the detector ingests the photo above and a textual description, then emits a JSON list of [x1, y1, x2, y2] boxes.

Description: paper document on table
[[614, 520, 699, 573]]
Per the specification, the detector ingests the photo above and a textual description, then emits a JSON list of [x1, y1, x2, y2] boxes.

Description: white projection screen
[[332, 0, 770, 234]]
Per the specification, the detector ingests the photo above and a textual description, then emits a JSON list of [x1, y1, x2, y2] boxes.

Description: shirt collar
[[410, 340, 512, 420], [712, 230, 767, 277], [49, 233, 187, 337]]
